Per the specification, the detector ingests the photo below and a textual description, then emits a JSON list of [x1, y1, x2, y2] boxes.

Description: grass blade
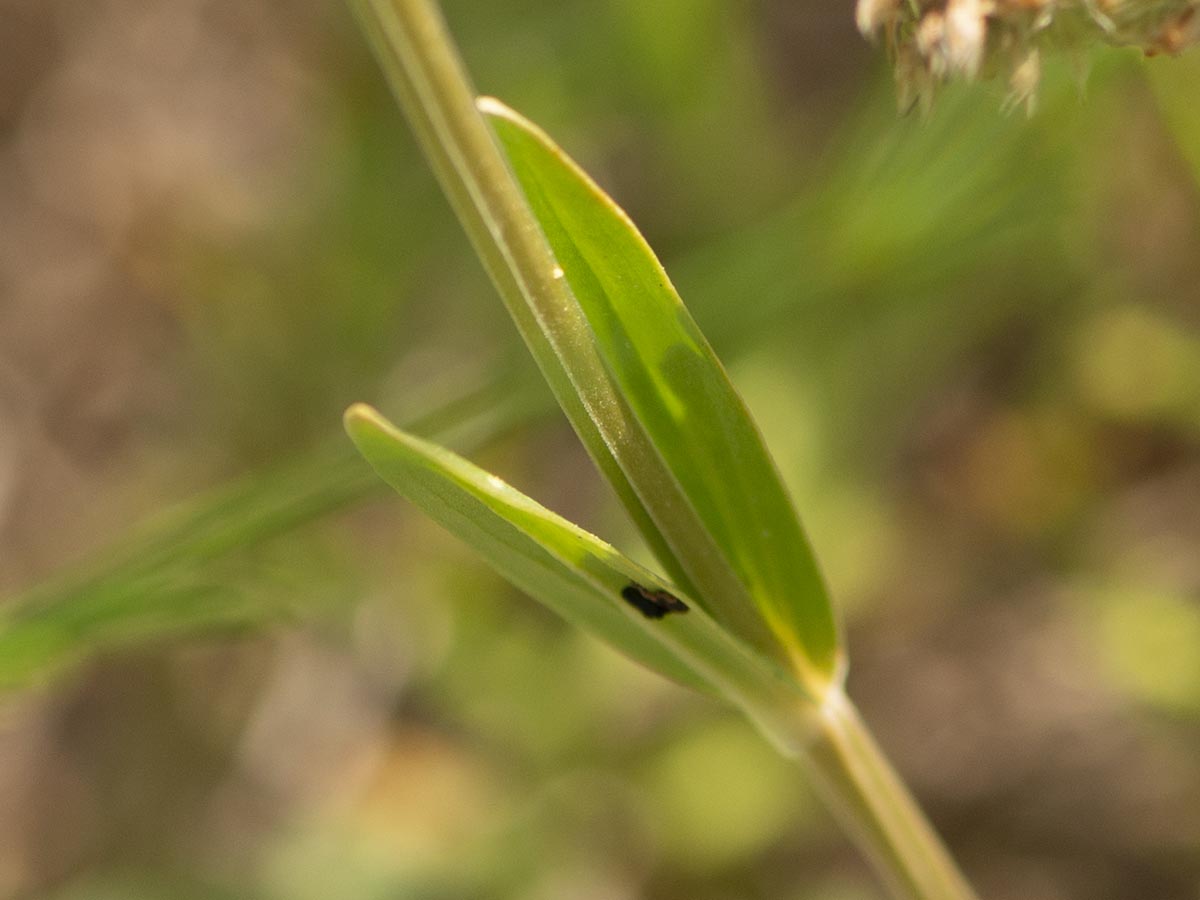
[[481, 99, 841, 689], [345, 403, 816, 754], [0, 369, 544, 689]]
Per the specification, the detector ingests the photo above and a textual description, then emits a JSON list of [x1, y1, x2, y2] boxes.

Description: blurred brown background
[[2, 1, 1200, 898]]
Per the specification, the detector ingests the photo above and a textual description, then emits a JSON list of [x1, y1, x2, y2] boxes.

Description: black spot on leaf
[[621, 582, 689, 619]]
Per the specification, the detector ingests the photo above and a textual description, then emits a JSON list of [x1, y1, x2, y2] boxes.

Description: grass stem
[[805, 689, 979, 899]]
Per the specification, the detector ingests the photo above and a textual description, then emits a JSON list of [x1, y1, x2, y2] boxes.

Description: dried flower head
[[858, 0, 1200, 110]]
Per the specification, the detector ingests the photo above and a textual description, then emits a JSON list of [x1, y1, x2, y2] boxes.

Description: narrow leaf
[[344, 404, 814, 752], [480, 99, 842, 688], [0, 576, 248, 688], [0, 369, 541, 689]]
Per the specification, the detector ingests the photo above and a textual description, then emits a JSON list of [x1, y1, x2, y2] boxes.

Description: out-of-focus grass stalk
[[0, 367, 546, 687], [346, 0, 978, 896]]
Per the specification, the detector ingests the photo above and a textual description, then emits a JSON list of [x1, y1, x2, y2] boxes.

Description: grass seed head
[[858, 0, 1200, 108]]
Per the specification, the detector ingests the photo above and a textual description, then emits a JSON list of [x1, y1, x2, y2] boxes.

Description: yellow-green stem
[[804, 689, 979, 900]]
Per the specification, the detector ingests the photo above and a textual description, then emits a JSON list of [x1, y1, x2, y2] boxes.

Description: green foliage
[[341, 3, 977, 894], [0, 51, 1082, 697], [0, 371, 545, 688], [0, 66, 1063, 693], [345, 403, 714, 694], [346, 404, 819, 755], [483, 99, 839, 687], [0, 449, 371, 687], [3, 0, 1200, 896]]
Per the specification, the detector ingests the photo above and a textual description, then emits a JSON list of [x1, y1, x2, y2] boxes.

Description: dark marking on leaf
[[621, 582, 689, 619]]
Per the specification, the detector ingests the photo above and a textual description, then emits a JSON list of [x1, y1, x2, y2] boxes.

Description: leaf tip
[[343, 402, 386, 443], [475, 95, 512, 119], [476, 95, 537, 135]]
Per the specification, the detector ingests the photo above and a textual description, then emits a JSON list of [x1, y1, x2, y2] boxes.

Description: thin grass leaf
[[0, 577, 234, 688], [0, 369, 545, 689], [345, 404, 815, 754], [1148, 55, 1200, 188], [480, 98, 841, 689]]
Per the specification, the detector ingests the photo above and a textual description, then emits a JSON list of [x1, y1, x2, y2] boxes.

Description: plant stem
[[804, 689, 979, 900], [346, 1, 979, 896]]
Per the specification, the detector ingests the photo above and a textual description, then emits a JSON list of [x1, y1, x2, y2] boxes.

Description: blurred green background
[[2, 1, 1200, 898]]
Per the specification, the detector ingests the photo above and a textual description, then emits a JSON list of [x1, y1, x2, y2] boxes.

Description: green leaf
[[480, 99, 841, 689], [0, 576, 242, 688], [344, 404, 813, 753], [0, 450, 374, 690]]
